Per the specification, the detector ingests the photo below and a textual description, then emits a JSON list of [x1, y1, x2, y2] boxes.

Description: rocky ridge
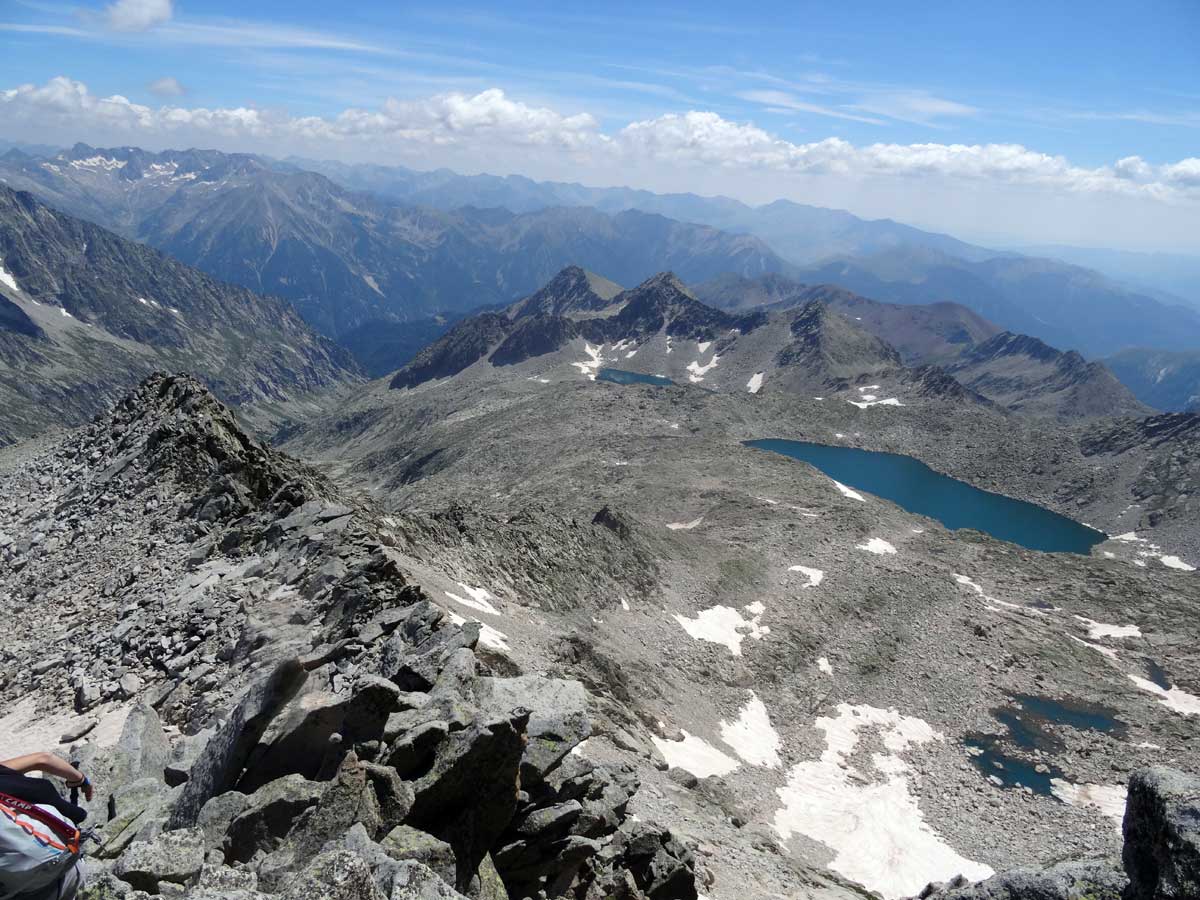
[[0, 184, 359, 444], [0, 375, 701, 900]]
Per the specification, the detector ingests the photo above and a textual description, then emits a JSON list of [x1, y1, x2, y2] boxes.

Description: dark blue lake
[[597, 368, 673, 386], [745, 439, 1107, 554]]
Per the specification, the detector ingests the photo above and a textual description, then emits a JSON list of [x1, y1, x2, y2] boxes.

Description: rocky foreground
[[2, 375, 1198, 900], [0, 376, 696, 900]]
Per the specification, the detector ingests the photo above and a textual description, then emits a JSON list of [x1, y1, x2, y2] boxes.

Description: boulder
[[196, 791, 248, 851], [278, 850, 386, 900], [913, 860, 1125, 899], [1124, 767, 1200, 900], [223, 774, 323, 863], [477, 675, 590, 787], [168, 658, 308, 829], [380, 825, 458, 888], [113, 827, 205, 893], [408, 711, 529, 891]]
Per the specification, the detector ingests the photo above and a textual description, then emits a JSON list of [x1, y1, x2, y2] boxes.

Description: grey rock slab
[[1123, 767, 1200, 900]]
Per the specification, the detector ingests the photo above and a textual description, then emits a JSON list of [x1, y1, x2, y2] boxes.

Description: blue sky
[[1, 0, 1199, 250]]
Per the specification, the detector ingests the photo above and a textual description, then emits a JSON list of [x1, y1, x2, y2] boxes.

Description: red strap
[[0, 792, 80, 854]]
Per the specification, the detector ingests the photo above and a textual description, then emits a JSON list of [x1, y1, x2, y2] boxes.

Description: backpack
[[0, 792, 80, 900]]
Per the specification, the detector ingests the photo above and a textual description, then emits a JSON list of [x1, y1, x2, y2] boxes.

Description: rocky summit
[[0, 375, 699, 900]]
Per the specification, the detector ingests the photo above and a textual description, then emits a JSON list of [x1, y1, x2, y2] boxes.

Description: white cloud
[[147, 76, 185, 97], [1, 75, 1196, 240], [105, 0, 173, 32]]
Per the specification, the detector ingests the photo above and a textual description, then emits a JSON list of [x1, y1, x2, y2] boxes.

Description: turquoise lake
[[597, 368, 674, 386], [745, 438, 1107, 554]]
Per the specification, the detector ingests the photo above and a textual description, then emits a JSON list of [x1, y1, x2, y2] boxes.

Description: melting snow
[[789, 565, 824, 588], [832, 480, 866, 502], [697, 341, 712, 353], [686, 355, 721, 383], [1128, 675, 1200, 716], [651, 730, 740, 778], [60, 307, 73, 318], [445, 584, 500, 615], [445, 609, 510, 653], [1113, 532, 1140, 542], [1050, 780, 1127, 823], [1069, 635, 1120, 660], [848, 397, 904, 409], [666, 516, 704, 531], [747, 372, 764, 393], [773, 703, 992, 899], [719, 692, 782, 768], [1161, 555, 1196, 572], [673, 602, 770, 656], [572, 343, 605, 380], [817, 657, 834, 676], [71, 155, 126, 171], [1073, 616, 1141, 639], [0, 259, 19, 293], [857, 538, 897, 555]]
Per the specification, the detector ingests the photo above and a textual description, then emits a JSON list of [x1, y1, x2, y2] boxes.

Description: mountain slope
[[0, 145, 794, 343], [946, 332, 1151, 420], [1103, 348, 1200, 413], [0, 184, 357, 443], [289, 156, 1200, 359], [694, 273, 1001, 365]]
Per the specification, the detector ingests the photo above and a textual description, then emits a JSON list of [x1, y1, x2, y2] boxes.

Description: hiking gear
[[0, 792, 81, 900], [0, 770, 84, 828]]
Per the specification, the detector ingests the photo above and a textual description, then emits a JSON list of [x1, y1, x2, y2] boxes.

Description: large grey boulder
[[1124, 767, 1200, 900], [112, 826, 205, 893], [278, 849, 386, 900], [223, 774, 323, 863], [380, 825, 458, 887], [407, 710, 529, 892], [477, 675, 590, 787], [238, 676, 400, 793], [168, 658, 308, 829], [913, 861, 1126, 899]]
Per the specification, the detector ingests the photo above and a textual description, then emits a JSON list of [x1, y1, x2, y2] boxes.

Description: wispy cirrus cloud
[[736, 90, 886, 125]]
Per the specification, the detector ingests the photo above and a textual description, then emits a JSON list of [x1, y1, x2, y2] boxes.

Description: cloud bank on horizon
[[1, 0, 1197, 251]]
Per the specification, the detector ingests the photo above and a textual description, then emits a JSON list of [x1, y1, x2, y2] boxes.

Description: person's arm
[[1, 753, 93, 800]]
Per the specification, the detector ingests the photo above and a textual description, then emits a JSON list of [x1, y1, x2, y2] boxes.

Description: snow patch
[[817, 657, 834, 676], [0, 259, 19, 293], [719, 692, 782, 768], [1128, 675, 1200, 716], [445, 609, 510, 653], [832, 480, 866, 502], [789, 565, 824, 588], [697, 341, 712, 353], [686, 354, 720, 383], [445, 584, 500, 615], [666, 516, 704, 531], [1069, 635, 1120, 660], [773, 703, 992, 899], [747, 372, 764, 393], [1073, 616, 1141, 640], [857, 538, 897, 555], [673, 602, 770, 656], [572, 343, 605, 380], [848, 397, 904, 409], [651, 730, 740, 778], [1161, 555, 1196, 572], [1050, 780, 1127, 823], [71, 155, 126, 171]]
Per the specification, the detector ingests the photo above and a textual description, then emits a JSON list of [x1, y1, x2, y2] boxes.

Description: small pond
[[597, 368, 674, 386]]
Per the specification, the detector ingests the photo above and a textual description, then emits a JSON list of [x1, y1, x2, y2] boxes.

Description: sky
[[1, 0, 1199, 251]]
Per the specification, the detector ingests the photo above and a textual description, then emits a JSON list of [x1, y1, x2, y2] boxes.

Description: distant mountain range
[[0, 145, 790, 344], [3, 143, 1198, 370], [0, 183, 357, 444], [388, 266, 1143, 421], [291, 156, 1200, 359]]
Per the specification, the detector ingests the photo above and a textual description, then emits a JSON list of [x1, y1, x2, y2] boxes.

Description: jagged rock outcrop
[[0, 374, 695, 900], [916, 767, 1200, 900], [0, 184, 358, 444]]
